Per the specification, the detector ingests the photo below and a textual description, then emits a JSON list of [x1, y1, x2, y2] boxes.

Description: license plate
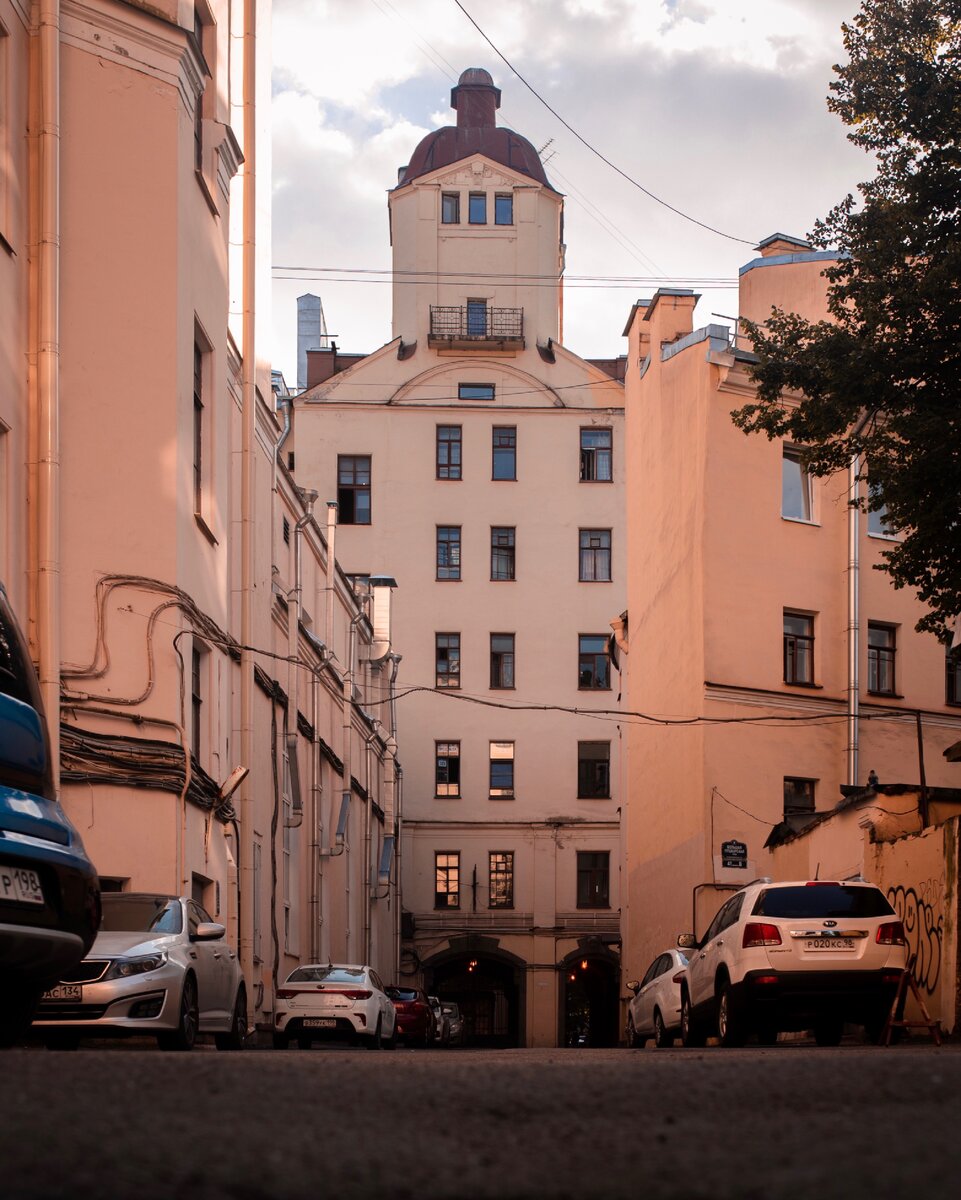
[[43, 984, 82, 1002], [0, 865, 44, 906], [806, 938, 855, 950], [303, 1018, 336, 1028]]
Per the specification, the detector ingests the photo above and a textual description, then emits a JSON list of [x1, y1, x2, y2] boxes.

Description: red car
[[385, 985, 434, 1047]]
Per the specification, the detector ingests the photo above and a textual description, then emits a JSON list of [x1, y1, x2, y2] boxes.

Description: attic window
[[459, 383, 495, 401]]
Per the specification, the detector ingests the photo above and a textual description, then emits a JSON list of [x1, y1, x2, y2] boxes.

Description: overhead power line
[[451, 0, 755, 246]]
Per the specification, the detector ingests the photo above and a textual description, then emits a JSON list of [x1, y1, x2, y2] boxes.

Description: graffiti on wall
[[886, 877, 944, 996]]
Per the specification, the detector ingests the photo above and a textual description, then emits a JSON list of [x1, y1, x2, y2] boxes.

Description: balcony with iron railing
[[428, 305, 525, 350]]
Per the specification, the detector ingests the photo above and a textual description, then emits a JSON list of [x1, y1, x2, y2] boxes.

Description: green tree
[[732, 0, 961, 638]]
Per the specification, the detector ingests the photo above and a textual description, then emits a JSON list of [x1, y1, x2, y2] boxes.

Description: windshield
[[287, 967, 366, 984], [753, 884, 894, 919], [101, 895, 182, 934], [386, 987, 420, 1001]]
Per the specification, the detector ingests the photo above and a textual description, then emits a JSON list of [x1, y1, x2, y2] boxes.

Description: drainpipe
[[847, 455, 860, 788], [325, 502, 338, 657], [35, 0, 62, 791], [237, 0, 257, 990], [275, 393, 291, 467], [363, 732, 375, 964], [285, 493, 317, 832], [309, 657, 322, 960], [342, 611, 361, 959]]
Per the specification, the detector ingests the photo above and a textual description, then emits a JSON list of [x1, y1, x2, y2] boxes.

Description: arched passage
[[559, 947, 620, 1047], [423, 939, 525, 1048]]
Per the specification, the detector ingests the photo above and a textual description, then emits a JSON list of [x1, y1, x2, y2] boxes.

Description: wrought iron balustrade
[[429, 305, 524, 347]]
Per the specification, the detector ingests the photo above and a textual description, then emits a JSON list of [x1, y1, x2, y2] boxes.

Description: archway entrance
[[426, 951, 523, 1048], [560, 952, 620, 1047]]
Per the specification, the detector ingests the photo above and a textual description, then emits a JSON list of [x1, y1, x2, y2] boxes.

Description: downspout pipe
[[285, 492, 317, 830], [36, 0, 62, 792], [847, 454, 860, 788]]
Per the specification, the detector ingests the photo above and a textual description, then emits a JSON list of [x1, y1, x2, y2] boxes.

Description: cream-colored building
[[621, 235, 961, 994], [290, 70, 625, 1047], [1, 0, 399, 1038]]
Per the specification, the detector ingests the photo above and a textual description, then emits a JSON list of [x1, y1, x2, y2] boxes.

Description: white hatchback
[[626, 948, 688, 1048], [677, 879, 907, 1047], [273, 963, 397, 1050]]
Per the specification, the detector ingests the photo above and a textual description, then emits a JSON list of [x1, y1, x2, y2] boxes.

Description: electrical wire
[[272, 265, 736, 287], [450, 0, 755, 246]]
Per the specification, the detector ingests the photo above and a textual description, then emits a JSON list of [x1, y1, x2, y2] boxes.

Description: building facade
[[290, 70, 626, 1047], [1, 0, 399, 1038], [620, 235, 961, 992]]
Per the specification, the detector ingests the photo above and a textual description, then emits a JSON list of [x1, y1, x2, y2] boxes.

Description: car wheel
[[365, 1015, 383, 1050], [717, 983, 747, 1048], [680, 992, 706, 1048], [0, 982, 40, 1048], [813, 1018, 844, 1047], [272, 1033, 289, 1050], [215, 987, 248, 1051], [158, 974, 199, 1052], [422, 1028, 432, 1049], [626, 1014, 640, 1049], [43, 1033, 81, 1051], [653, 1008, 671, 1049], [297, 1035, 312, 1050]]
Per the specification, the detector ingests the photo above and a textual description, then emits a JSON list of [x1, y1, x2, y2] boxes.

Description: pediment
[[432, 159, 528, 191]]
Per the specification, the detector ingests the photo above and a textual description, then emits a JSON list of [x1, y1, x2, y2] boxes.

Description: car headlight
[[104, 951, 169, 980]]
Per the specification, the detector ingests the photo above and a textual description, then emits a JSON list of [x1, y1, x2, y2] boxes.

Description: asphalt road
[[2, 1041, 958, 1199]]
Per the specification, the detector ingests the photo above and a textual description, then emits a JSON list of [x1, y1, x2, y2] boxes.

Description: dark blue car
[[0, 583, 100, 1044]]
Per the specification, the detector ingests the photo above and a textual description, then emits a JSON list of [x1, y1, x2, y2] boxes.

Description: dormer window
[[469, 193, 487, 224], [442, 193, 460, 224]]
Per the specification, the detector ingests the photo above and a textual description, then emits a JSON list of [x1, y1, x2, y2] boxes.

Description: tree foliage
[[732, 0, 961, 637]]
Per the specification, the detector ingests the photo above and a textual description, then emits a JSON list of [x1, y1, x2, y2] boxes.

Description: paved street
[[2, 1041, 959, 1199]]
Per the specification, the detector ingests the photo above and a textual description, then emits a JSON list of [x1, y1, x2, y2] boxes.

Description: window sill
[[781, 516, 820, 527], [867, 690, 903, 699], [867, 531, 901, 543], [578, 686, 611, 693], [490, 687, 516, 692], [579, 579, 613, 584], [436, 577, 462, 583], [194, 512, 219, 546], [195, 168, 219, 217], [783, 680, 822, 690], [577, 796, 611, 802], [579, 479, 614, 485], [489, 795, 515, 801], [434, 794, 461, 800], [576, 906, 611, 912], [490, 578, 517, 583]]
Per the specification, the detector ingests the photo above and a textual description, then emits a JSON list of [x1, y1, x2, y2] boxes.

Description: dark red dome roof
[[396, 69, 557, 192]]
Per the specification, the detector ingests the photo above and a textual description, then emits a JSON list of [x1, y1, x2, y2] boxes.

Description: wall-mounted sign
[[721, 839, 748, 869]]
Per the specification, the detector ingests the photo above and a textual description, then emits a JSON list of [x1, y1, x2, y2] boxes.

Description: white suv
[[677, 878, 907, 1047]]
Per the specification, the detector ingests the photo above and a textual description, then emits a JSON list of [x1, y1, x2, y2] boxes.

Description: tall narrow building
[[291, 70, 626, 1047]]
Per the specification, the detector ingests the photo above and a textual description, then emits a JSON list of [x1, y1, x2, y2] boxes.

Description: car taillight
[[876, 921, 906, 945], [805, 881, 838, 886], [276, 988, 295, 999], [342, 990, 372, 1000], [743, 923, 782, 948]]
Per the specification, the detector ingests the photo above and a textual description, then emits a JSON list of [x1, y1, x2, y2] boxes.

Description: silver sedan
[[33, 893, 247, 1051], [626, 949, 688, 1048]]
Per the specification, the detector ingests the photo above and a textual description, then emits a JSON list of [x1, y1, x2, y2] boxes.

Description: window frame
[[783, 776, 816, 818], [579, 529, 612, 582], [490, 526, 516, 581], [466, 298, 488, 336], [436, 425, 462, 480], [337, 455, 372, 525], [867, 622, 897, 695], [782, 445, 814, 523], [579, 428, 613, 482], [783, 611, 815, 686], [489, 741, 515, 799], [489, 851, 514, 909], [435, 741, 461, 798], [435, 632, 461, 689], [494, 193, 513, 225], [578, 635, 611, 690], [577, 741, 611, 799], [492, 426, 517, 481], [576, 851, 610, 910], [441, 192, 460, 224], [458, 383, 495, 401], [468, 193, 487, 224], [434, 851, 461, 909], [490, 633, 515, 690], [436, 525, 462, 581]]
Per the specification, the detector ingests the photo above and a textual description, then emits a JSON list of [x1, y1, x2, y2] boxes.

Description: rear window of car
[[752, 884, 894, 919], [288, 967, 366, 984], [386, 988, 420, 1001]]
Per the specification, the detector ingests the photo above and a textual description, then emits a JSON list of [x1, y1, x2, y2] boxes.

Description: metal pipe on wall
[[847, 455, 860, 788]]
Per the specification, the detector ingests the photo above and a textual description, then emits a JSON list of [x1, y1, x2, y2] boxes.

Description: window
[[577, 851, 610, 909], [867, 481, 895, 537], [435, 742, 460, 797], [947, 647, 961, 706], [466, 299, 488, 336], [492, 427, 516, 480], [190, 646, 203, 759], [489, 741, 514, 798], [435, 633, 461, 689], [579, 529, 612, 581], [580, 428, 612, 482], [489, 852, 514, 909], [578, 742, 610, 798], [868, 623, 897, 695], [782, 446, 813, 521], [490, 634, 515, 689], [192, 340, 205, 515], [441, 193, 460, 224], [338, 455, 371, 524], [436, 526, 461, 580], [435, 852, 460, 909], [436, 425, 462, 480], [459, 383, 495, 401], [494, 193, 513, 225], [490, 527, 515, 580], [783, 612, 814, 685], [469, 193, 487, 224], [783, 777, 816, 817], [579, 635, 610, 689]]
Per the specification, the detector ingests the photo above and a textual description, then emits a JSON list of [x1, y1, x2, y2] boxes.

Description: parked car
[[626, 949, 688, 1048], [33, 893, 247, 1051], [428, 994, 450, 1045], [441, 1001, 465, 1046], [677, 878, 907, 1047], [386, 984, 434, 1046], [274, 963, 396, 1049], [0, 583, 100, 1046]]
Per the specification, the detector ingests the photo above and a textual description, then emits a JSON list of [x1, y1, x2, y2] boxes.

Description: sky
[[271, 0, 867, 386]]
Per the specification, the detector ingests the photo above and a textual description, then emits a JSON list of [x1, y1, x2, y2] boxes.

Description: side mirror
[[677, 933, 697, 950], [192, 921, 226, 942], [626, 979, 640, 995]]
